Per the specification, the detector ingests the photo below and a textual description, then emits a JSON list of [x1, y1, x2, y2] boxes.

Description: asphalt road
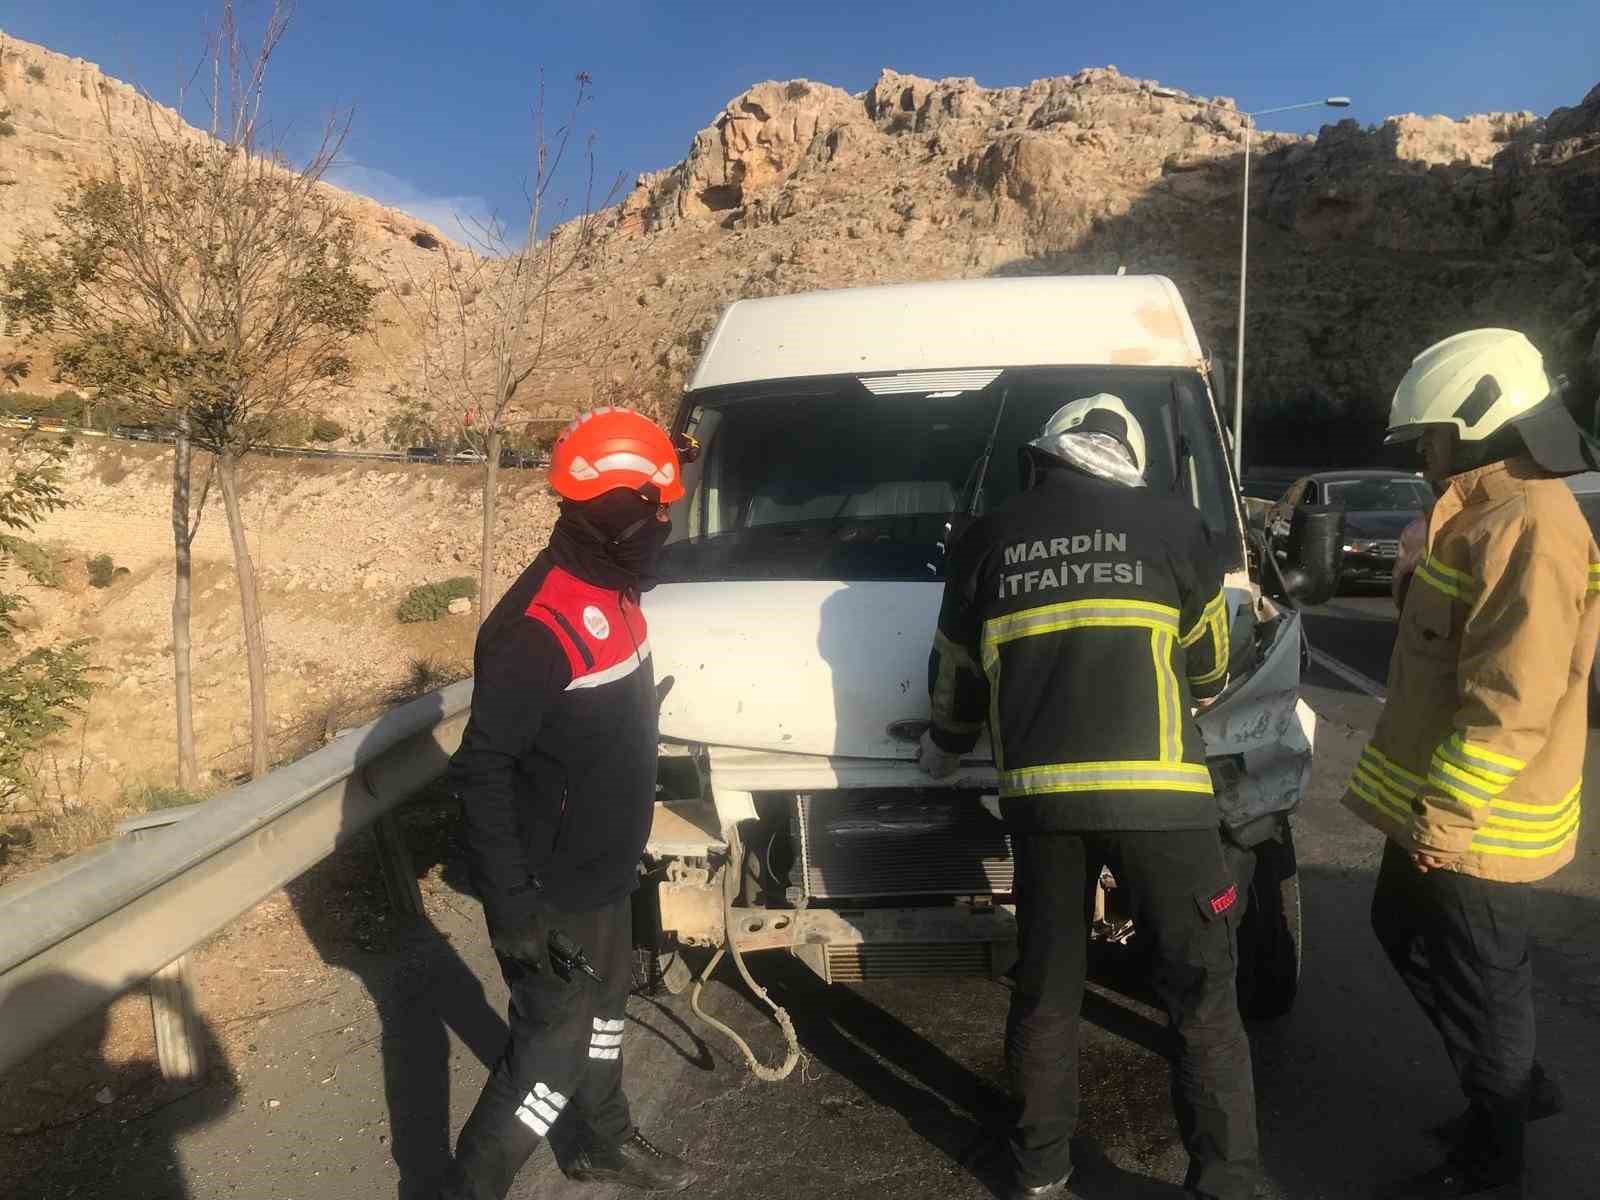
[[12, 607, 1600, 1200], [1300, 592, 1402, 691]]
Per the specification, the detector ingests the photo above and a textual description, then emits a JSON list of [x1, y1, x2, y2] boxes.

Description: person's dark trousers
[[1371, 840, 1535, 1179], [439, 895, 636, 1200], [1006, 828, 1260, 1200]]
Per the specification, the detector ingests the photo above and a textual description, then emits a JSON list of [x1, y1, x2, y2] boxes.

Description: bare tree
[[391, 74, 618, 622], [2, 1, 374, 780]]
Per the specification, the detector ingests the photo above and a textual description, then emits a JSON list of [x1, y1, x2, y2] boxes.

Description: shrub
[[396, 576, 477, 624], [310, 416, 346, 443], [87, 554, 116, 588], [0, 111, 15, 138], [25, 65, 46, 83]]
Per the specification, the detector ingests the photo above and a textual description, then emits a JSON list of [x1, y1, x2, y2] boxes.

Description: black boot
[[1427, 1065, 1564, 1146], [567, 1130, 697, 1192]]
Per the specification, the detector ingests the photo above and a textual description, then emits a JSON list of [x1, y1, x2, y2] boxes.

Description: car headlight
[[1343, 539, 1375, 554]]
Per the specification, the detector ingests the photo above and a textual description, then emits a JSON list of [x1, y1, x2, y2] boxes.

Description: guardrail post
[[150, 954, 207, 1085], [373, 812, 425, 918]]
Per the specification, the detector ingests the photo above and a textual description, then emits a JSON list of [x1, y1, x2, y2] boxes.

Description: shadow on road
[[0, 972, 234, 1199], [285, 690, 508, 1200]]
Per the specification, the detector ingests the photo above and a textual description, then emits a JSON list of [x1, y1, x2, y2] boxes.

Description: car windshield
[[1323, 478, 1433, 511], [659, 366, 1242, 583]]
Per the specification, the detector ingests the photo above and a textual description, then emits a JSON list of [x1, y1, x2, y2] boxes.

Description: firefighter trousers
[[1371, 840, 1535, 1176], [1006, 828, 1260, 1200], [438, 895, 635, 1200]]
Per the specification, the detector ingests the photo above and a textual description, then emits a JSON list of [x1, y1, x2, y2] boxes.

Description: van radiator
[[794, 790, 1013, 900]]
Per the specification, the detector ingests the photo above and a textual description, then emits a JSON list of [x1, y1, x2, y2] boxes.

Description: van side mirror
[[1280, 505, 1346, 606], [673, 432, 701, 465]]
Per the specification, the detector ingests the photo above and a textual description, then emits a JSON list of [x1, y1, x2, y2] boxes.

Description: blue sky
[[6, 1, 1597, 236]]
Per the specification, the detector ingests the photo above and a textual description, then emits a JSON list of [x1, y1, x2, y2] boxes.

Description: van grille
[[795, 791, 1013, 900], [824, 941, 1001, 982]]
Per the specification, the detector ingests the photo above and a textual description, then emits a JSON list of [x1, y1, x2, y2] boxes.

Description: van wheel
[[1236, 825, 1302, 1020]]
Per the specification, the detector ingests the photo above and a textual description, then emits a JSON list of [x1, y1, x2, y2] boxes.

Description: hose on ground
[[687, 887, 800, 1083]]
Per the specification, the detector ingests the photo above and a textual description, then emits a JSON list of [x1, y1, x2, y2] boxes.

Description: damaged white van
[[639, 276, 1328, 1020]]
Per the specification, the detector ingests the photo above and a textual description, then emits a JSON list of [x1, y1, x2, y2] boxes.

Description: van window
[[660, 366, 1242, 583]]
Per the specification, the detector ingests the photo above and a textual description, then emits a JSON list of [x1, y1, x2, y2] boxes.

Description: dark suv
[[1267, 469, 1434, 588]]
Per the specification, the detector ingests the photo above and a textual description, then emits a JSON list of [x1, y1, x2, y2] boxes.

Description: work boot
[[1427, 1067, 1564, 1146], [567, 1131, 697, 1192], [1376, 1160, 1522, 1199]]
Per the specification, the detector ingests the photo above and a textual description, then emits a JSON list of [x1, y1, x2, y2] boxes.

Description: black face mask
[[607, 518, 672, 590], [556, 489, 672, 591]]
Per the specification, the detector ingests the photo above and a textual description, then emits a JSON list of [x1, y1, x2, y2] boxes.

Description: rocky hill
[[581, 69, 1600, 463], [4, 30, 1597, 460]]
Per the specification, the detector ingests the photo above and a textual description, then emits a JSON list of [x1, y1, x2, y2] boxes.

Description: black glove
[[486, 900, 550, 971]]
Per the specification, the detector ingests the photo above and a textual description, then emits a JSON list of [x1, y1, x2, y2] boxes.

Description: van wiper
[[934, 385, 1009, 574], [962, 385, 1010, 516]]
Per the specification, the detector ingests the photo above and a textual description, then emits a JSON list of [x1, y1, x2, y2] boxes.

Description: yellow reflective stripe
[[988, 648, 1004, 773], [1489, 782, 1581, 816], [1479, 809, 1581, 842], [982, 600, 1180, 673], [1362, 745, 1426, 792], [1443, 733, 1524, 775], [1471, 816, 1580, 856], [933, 628, 978, 670], [1415, 554, 1480, 603], [1350, 773, 1413, 824], [1427, 758, 1498, 806], [1589, 564, 1600, 594], [930, 630, 985, 734], [1353, 761, 1416, 814], [1000, 759, 1213, 796], [1152, 630, 1181, 761], [1180, 589, 1227, 648]]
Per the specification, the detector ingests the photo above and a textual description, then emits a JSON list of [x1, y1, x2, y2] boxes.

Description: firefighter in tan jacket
[[1348, 329, 1599, 1200]]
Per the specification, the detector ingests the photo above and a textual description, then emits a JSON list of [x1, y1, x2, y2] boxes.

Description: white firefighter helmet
[[1030, 393, 1148, 480], [1386, 329, 1551, 444], [1387, 328, 1598, 474]]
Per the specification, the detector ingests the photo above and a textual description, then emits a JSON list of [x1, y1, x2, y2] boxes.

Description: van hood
[[644, 579, 1254, 761], [644, 581, 951, 760]]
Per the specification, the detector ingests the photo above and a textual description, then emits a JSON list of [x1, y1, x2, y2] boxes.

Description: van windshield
[[659, 366, 1242, 583]]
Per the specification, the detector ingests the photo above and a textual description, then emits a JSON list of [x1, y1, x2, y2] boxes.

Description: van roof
[[687, 275, 1207, 392]]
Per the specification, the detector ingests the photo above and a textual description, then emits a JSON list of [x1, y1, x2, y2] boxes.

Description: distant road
[[1, 418, 547, 470]]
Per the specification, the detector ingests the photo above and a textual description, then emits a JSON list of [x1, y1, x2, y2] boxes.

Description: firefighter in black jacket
[[920, 395, 1259, 1200], [438, 409, 696, 1199]]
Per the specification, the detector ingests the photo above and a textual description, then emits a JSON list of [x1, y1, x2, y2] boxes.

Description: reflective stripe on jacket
[[1343, 457, 1599, 882], [928, 470, 1229, 832]]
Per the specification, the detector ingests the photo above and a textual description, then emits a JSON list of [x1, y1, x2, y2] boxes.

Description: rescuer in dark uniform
[[919, 395, 1259, 1200], [437, 408, 696, 1200]]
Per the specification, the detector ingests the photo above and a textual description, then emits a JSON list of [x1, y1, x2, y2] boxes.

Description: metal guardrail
[[0, 680, 474, 1078]]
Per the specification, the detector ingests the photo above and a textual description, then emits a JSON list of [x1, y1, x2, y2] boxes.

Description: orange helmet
[[549, 407, 685, 503]]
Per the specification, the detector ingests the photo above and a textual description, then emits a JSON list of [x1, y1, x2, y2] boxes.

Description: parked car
[[450, 447, 486, 464], [114, 423, 163, 442], [404, 446, 440, 463], [497, 447, 545, 469], [1267, 469, 1434, 588]]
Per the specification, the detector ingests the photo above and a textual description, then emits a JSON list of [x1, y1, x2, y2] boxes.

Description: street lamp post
[[1152, 87, 1353, 475], [1229, 97, 1351, 477]]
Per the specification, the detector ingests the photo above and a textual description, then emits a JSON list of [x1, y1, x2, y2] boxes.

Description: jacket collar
[[1443, 456, 1553, 507]]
